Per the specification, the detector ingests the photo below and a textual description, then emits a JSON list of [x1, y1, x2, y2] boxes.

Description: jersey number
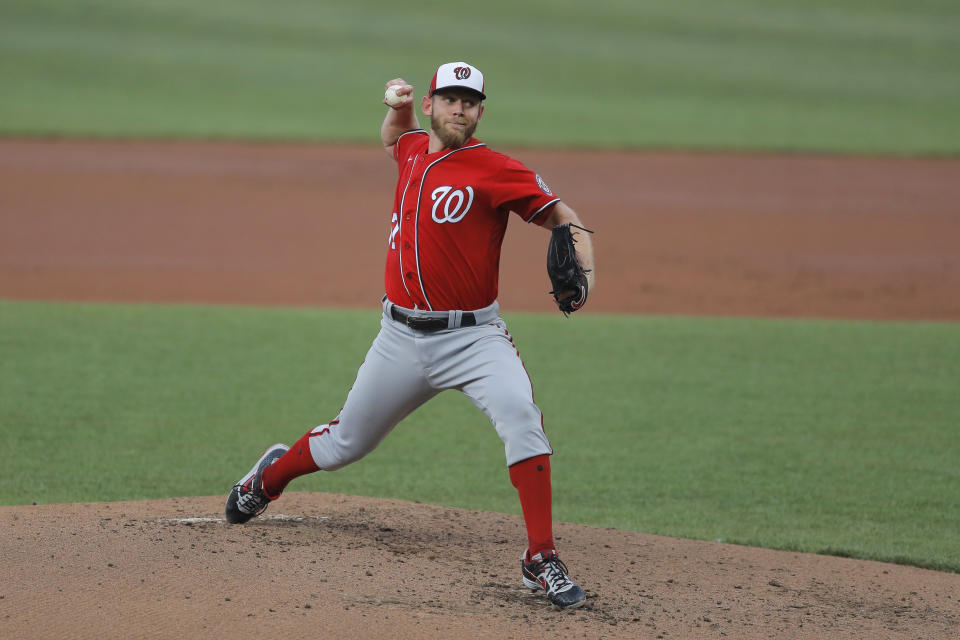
[[388, 212, 400, 249], [431, 186, 474, 224]]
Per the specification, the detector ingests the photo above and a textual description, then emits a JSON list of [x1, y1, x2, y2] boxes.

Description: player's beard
[[430, 114, 478, 149]]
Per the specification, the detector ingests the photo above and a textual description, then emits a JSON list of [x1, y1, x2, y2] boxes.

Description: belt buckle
[[407, 315, 445, 332]]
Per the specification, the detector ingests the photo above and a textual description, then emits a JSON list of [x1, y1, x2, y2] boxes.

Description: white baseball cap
[[429, 62, 486, 100]]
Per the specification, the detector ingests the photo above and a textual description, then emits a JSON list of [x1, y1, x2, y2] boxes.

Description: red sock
[[260, 431, 320, 499], [509, 454, 555, 559]]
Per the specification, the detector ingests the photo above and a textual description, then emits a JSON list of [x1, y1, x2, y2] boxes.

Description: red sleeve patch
[[493, 157, 560, 222], [535, 173, 553, 196]]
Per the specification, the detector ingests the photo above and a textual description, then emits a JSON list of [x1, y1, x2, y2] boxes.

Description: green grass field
[[2, 301, 958, 572], [2, 0, 959, 154]]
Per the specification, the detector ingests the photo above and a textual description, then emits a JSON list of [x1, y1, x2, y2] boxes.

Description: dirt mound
[[2, 493, 958, 639]]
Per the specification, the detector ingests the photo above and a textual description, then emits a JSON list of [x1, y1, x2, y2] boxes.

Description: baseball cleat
[[521, 549, 587, 610], [225, 443, 289, 524]]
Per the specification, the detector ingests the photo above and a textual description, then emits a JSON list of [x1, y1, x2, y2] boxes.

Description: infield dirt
[[4, 495, 960, 639], [1, 139, 958, 320], [1, 139, 959, 639]]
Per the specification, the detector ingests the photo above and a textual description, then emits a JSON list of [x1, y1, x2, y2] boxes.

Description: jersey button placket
[[400, 156, 425, 308]]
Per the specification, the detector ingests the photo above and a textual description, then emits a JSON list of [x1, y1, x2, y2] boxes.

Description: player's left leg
[[432, 319, 586, 609], [508, 455, 587, 609], [432, 319, 552, 466], [431, 319, 553, 547], [509, 454, 555, 558]]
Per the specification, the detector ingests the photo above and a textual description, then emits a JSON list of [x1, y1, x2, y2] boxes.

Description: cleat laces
[[540, 556, 574, 594], [235, 479, 268, 515]]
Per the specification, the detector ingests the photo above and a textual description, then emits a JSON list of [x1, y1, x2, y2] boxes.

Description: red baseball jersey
[[386, 130, 560, 311]]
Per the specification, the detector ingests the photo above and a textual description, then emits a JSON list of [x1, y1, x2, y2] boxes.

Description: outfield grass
[[2, 300, 958, 572], [1, 0, 958, 154]]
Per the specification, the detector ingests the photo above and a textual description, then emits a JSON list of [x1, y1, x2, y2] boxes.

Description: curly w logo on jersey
[[431, 185, 474, 223]]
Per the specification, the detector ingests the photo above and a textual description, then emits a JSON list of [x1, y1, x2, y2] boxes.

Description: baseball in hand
[[384, 85, 405, 107]]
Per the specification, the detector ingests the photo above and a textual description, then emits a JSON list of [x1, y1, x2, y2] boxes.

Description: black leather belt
[[390, 305, 476, 332]]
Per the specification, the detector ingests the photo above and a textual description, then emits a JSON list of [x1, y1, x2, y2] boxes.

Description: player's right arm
[[381, 79, 419, 159]]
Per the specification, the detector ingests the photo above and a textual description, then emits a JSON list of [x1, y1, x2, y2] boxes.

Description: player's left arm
[[540, 202, 596, 294]]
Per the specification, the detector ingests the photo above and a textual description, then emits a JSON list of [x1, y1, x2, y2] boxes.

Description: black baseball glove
[[546, 223, 594, 316]]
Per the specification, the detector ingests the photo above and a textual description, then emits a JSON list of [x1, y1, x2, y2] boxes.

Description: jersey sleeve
[[491, 156, 561, 224], [392, 129, 428, 164]]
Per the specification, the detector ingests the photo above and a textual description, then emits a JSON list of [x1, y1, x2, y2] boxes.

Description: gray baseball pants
[[306, 297, 553, 470]]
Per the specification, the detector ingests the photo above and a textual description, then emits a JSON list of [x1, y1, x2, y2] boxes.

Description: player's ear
[[421, 95, 433, 116], [477, 104, 484, 121]]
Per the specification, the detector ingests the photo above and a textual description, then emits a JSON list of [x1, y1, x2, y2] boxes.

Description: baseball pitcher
[[225, 61, 596, 610]]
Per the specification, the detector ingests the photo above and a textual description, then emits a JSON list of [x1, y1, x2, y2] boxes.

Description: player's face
[[424, 90, 484, 149]]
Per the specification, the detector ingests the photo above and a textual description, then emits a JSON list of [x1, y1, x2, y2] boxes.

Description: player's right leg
[[300, 317, 439, 472], [225, 316, 438, 523]]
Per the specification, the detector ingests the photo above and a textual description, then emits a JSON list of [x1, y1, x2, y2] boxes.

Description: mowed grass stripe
[[2, 300, 958, 571], [1, 0, 958, 153]]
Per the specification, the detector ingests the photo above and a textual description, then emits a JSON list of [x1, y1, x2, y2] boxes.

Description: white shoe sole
[[225, 443, 290, 523], [236, 443, 289, 489]]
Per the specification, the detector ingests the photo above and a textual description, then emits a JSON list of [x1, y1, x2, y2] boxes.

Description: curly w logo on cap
[[430, 62, 486, 100]]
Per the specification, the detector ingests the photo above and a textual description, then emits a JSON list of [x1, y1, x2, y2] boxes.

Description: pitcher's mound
[[2, 492, 958, 639]]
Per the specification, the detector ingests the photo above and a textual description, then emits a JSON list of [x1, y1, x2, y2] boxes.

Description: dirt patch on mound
[[3, 494, 958, 639]]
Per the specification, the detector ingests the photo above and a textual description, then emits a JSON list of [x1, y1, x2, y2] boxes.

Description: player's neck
[[427, 131, 475, 155], [427, 133, 451, 154]]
